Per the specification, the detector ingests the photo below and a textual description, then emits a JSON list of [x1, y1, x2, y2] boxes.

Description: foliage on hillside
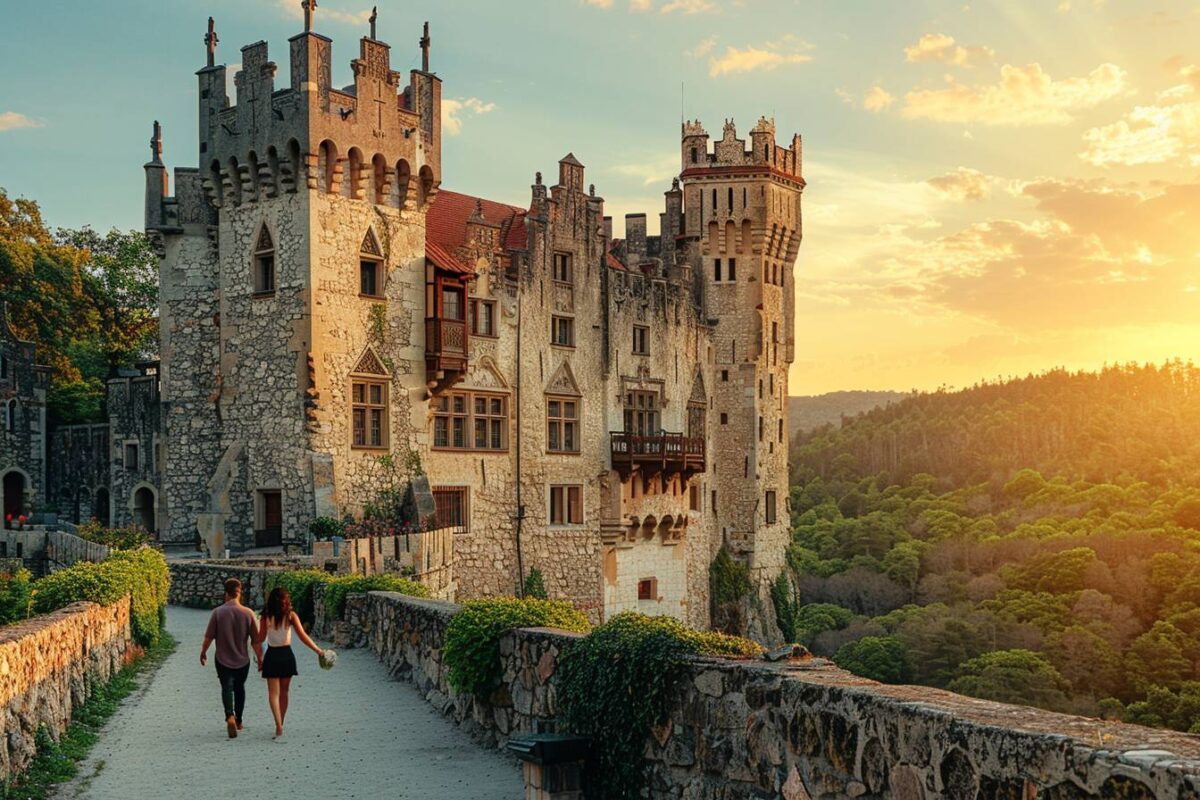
[[792, 362, 1200, 490], [788, 390, 910, 438], [0, 190, 158, 424], [785, 363, 1200, 731]]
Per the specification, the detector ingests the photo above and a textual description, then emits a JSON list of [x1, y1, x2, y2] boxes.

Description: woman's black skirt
[[262, 645, 298, 679]]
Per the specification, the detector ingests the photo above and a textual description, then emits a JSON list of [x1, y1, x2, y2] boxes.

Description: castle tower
[[680, 116, 804, 587], [146, 8, 442, 553]]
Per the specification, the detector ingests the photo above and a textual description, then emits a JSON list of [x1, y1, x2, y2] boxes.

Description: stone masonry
[[348, 589, 1200, 799], [0, 598, 133, 782]]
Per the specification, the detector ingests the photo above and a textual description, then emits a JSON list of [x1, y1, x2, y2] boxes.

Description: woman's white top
[[266, 617, 292, 647]]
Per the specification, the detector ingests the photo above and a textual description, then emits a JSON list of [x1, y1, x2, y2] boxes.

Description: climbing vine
[[443, 598, 590, 695], [557, 613, 761, 799]]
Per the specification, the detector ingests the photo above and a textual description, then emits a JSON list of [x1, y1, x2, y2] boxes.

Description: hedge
[[444, 597, 591, 696], [32, 548, 170, 646], [266, 570, 430, 626], [0, 566, 33, 625]]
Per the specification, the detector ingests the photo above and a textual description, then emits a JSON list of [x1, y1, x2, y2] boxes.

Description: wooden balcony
[[610, 430, 706, 480], [425, 317, 468, 392]]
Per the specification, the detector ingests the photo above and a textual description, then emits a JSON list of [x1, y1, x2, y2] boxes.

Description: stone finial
[[535, 171, 542, 186], [302, 0, 317, 33], [671, 177, 680, 190], [369, 6, 377, 39], [420, 21, 431, 71], [150, 120, 163, 163], [589, 184, 595, 197], [204, 17, 218, 68]]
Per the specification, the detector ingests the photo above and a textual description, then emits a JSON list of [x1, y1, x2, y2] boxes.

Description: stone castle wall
[[167, 562, 284, 609], [355, 590, 1200, 799], [0, 598, 133, 782]]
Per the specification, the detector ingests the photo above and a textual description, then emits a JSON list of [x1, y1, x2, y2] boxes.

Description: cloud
[[863, 86, 895, 112], [630, 0, 653, 9], [0, 112, 43, 132], [902, 62, 1127, 125], [581, 0, 613, 6], [904, 33, 994, 67], [274, 0, 370, 26], [709, 37, 813, 77], [686, 36, 718, 58], [927, 167, 991, 201], [441, 97, 495, 136], [610, 153, 679, 186], [660, 0, 716, 12], [1080, 65, 1200, 167]]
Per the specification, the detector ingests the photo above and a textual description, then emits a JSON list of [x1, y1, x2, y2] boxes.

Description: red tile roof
[[425, 189, 527, 274]]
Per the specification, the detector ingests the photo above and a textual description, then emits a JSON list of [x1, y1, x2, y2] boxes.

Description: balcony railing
[[425, 317, 468, 383], [610, 430, 706, 478]]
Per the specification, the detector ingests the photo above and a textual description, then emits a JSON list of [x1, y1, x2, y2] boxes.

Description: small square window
[[124, 443, 139, 471], [551, 316, 575, 347], [360, 259, 382, 296], [637, 578, 656, 601], [549, 485, 583, 525], [720, 413, 728, 425], [721, 370, 729, 382]]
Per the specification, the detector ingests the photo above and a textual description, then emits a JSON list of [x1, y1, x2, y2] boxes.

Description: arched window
[[764, 143, 769, 160], [690, 147, 697, 164], [318, 140, 339, 194], [350, 348, 390, 449], [727, 187, 733, 210], [395, 159, 411, 209], [209, 159, 225, 206], [226, 156, 243, 205], [418, 165, 437, 208], [346, 147, 364, 199], [253, 225, 275, 296], [4, 399, 15, 432], [265, 146, 281, 197], [372, 153, 389, 205]]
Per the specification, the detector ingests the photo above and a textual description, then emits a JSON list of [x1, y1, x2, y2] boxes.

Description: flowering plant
[[319, 649, 338, 671]]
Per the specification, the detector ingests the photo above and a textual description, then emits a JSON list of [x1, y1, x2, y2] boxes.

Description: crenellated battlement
[[146, 7, 442, 231], [680, 116, 803, 181]]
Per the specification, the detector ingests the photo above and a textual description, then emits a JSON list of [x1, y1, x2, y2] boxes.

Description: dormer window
[[253, 225, 275, 296]]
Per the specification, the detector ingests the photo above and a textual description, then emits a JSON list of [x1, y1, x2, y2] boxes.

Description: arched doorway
[[2, 471, 26, 522], [94, 487, 110, 527], [132, 486, 157, 534]]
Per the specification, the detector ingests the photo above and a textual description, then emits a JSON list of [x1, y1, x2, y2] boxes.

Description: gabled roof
[[425, 189, 527, 274]]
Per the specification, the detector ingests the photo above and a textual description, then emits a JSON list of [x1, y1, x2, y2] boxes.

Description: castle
[[2, 7, 803, 628]]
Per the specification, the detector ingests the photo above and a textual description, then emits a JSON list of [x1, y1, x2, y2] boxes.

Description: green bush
[[0, 567, 33, 625], [444, 598, 590, 696], [74, 520, 151, 550], [771, 572, 800, 642], [265, 569, 331, 625], [557, 612, 762, 799], [523, 567, 548, 600], [833, 636, 913, 683], [321, 573, 429, 620], [32, 548, 169, 646], [308, 516, 344, 541], [710, 545, 752, 605]]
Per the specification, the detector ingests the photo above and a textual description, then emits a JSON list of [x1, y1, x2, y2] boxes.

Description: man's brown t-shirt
[[205, 602, 256, 669]]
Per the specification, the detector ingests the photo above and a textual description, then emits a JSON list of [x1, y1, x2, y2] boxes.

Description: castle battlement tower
[[146, 6, 444, 555], [680, 116, 803, 586]]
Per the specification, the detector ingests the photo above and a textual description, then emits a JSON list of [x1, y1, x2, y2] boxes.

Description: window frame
[[123, 441, 139, 471], [765, 490, 777, 525], [431, 390, 509, 452], [632, 325, 649, 356], [432, 486, 470, 533], [546, 395, 581, 454], [351, 378, 390, 450], [252, 227, 276, 297], [552, 252, 573, 284], [359, 255, 384, 298], [550, 315, 575, 348], [468, 298, 497, 338], [549, 484, 584, 526]]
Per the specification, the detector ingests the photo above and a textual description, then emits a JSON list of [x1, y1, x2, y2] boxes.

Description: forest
[[0, 189, 158, 423], [782, 362, 1200, 731]]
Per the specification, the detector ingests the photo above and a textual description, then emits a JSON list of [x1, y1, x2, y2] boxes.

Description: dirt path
[[58, 606, 520, 799]]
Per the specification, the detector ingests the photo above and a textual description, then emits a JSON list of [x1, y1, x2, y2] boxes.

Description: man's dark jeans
[[215, 661, 250, 723]]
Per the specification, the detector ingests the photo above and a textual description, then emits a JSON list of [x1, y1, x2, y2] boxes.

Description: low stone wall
[[0, 598, 133, 782], [167, 562, 286, 609], [44, 530, 109, 572], [358, 591, 1200, 799], [329, 528, 456, 600]]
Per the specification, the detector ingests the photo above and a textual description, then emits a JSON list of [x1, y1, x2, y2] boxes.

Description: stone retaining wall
[[167, 562, 286, 609], [44, 530, 109, 572], [358, 590, 1200, 799], [0, 598, 133, 782]]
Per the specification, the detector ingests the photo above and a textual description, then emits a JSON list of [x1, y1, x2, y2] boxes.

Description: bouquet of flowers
[[319, 649, 338, 670]]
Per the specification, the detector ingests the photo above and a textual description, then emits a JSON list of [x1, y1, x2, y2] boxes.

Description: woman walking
[[258, 586, 324, 739]]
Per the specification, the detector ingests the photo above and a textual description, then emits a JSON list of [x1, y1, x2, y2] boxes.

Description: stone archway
[[2, 470, 27, 522], [132, 485, 157, 534]]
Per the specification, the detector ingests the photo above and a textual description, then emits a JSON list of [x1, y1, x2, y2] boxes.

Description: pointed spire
[[204, 16, 218, 68], [369, 6, 378, 39], [302, 0, 318, 33], [150, 120, 163, 164], [420, 21, 430, 71]]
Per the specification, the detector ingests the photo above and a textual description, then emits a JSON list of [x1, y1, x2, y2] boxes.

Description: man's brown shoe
[[226, 715, 238, 738]]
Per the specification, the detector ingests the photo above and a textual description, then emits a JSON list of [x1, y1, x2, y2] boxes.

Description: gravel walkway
[[58, 606, 521, 799]]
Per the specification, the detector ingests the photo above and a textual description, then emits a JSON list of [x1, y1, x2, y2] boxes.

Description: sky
[[1, 0, 1198, 395]]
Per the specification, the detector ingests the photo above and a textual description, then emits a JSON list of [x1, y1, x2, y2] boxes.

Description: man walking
[[200, 577, 263, 738]]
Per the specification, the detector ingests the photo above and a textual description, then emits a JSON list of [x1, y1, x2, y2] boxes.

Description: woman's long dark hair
[[264, 587, 292, 627]]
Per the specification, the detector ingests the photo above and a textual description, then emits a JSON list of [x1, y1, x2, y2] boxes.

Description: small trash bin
[[506, 733, 591, 799]]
